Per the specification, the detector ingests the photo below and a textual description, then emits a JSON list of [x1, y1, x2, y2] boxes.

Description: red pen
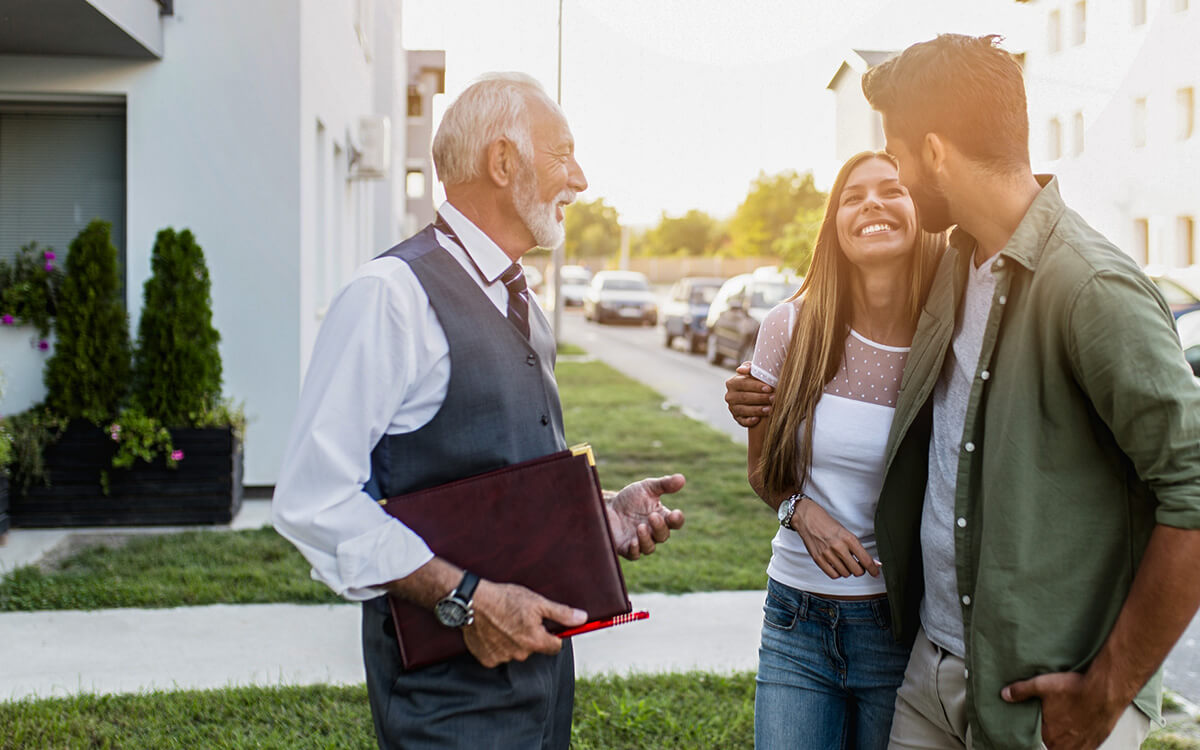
[[556, 610, 650, 638]]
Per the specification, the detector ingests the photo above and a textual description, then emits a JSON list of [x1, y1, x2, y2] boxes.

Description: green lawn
[[0, 357, 773, 611], [0, 673, 756, 750]]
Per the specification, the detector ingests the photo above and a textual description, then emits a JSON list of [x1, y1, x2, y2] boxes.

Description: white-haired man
[[273, 73, 686, 749]]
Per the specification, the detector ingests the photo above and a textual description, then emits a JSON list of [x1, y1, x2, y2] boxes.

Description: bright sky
[[402, 0, 1034, 226]]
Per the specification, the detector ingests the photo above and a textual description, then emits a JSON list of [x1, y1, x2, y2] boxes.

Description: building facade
[[1023, 0, 1198, 267], [0, 0, 444, 485]]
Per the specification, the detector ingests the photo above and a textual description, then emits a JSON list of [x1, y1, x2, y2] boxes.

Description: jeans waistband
[[767, 577, 890, 626]]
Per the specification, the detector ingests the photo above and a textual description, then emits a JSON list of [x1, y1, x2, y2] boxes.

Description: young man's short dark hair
[[862, 34, 1030, 174]]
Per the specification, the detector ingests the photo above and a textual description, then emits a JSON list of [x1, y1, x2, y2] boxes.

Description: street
[[555, 306, 1200, 705]]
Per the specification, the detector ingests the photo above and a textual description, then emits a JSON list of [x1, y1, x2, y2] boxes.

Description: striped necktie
[[500, 263, 531, 340]]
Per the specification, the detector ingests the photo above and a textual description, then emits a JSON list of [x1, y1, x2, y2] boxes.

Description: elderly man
[[728, 35, 1200, 750], [273, 73, 685, 749]]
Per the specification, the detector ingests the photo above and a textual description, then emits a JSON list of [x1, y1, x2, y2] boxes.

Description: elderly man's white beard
[[513, 163, 572, 249]]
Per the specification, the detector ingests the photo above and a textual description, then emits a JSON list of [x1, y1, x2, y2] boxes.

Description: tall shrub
[[43, 220, 131, 422], [131, 228, 222, 426]]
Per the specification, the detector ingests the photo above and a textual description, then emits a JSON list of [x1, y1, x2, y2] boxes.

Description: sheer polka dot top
[[750, 300, 910, 408]]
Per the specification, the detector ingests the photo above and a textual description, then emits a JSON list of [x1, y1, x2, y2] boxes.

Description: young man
[[273, 73, 685, 749], [729, 35, 1200, 749]]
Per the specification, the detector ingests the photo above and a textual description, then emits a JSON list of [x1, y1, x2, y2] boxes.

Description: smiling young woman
[[744, 151, 945, 749]]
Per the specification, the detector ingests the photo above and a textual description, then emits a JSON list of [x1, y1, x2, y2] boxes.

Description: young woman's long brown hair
[[757, 151, 945, 499]]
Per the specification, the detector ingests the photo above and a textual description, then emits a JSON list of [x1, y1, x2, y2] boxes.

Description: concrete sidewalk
[[0, 500, 765, 701]]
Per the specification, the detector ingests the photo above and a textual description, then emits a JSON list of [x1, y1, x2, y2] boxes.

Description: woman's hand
[[788, 498, 880, 579]]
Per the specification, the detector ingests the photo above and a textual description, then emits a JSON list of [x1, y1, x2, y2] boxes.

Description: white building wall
[[0, 0, 412, 486], [1024, 0, 1199, 267]]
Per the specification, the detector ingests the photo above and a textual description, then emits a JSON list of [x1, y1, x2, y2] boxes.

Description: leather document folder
[[379, 444, 631, 670]]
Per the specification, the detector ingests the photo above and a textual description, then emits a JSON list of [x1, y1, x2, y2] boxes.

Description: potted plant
[[0, 243, 63, 415], [9, 222, 243, 526]]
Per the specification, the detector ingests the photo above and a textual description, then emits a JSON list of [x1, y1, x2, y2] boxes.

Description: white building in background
[[1022, 0, 1198, 267], [0, 0, 444, 486], [826, 50, 895, 164]]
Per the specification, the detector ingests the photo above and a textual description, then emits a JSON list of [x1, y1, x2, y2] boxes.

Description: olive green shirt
[[876, 176, 1200, 749]]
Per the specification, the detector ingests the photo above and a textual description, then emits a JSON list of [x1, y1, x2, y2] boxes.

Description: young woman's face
[[835, 157, 918, 271]]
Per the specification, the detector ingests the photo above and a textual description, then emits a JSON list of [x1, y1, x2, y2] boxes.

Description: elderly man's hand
[[462, 580, 586, 668], [725, 362, 774, 428], [606, 474, 686, 560]]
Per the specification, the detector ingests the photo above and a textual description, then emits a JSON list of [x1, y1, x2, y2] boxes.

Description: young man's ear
[[485, 138, 517, 188], [923, 132, 948, 175]]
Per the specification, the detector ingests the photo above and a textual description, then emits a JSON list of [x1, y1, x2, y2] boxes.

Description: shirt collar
[[437, 201, 516, 284], [948, 174, 1067, 273]]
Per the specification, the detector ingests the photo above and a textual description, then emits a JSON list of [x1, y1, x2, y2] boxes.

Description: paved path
[[0, 500, 765, 701]]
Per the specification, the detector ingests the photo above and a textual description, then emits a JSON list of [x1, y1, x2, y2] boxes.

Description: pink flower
[[171, 450, 185, 461], [109, 424, 121, 441], [37, 340, 49, 350], [43, 251, 56, 261], [44, 262, 54, 272], [1, 314, 12, 325]]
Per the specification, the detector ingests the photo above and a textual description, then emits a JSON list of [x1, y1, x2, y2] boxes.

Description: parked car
[[1146, 265, 1200, 319], [582, 270, 658, 325], [705, 269, 801, 367], [1179, 308, 1200, 378], [661, 277, 725, 353], [523, 264, 543, 295], [548, 264, 593, 309]]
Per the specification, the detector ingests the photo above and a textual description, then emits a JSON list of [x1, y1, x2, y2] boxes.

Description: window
[[1133, 0, 1147, 25], [1048, 10, 1062, 52], [406, 170, 426, 199], [0, 103, 127, 293], [1134, 218, 1150, 265], [1181, 216, 1196, 266], [354, 0, 374, 62], [1175, 0, 1189, 11], [1048, 117, 1063, 160], [407, 85, 422, 118], [1179, 87, 1195, 140], [1072, 1, 1087, 45], [1133, 97, 1148, 147], [1072, 111, 1085, 155]]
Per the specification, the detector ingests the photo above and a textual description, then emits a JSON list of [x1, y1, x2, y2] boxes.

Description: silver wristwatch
[[434, 571, 480, 628], [778, 492, 807, 530]]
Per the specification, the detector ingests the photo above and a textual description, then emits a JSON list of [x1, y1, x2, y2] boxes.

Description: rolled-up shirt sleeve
[[273, 263, 437, 600], [1068, 269, 1200, 528]]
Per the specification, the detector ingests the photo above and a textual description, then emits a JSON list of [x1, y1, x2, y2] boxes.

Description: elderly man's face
[[512, 95, 588, 249]]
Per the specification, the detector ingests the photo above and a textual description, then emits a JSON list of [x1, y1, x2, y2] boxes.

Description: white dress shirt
[[272, 202, 525, 601]]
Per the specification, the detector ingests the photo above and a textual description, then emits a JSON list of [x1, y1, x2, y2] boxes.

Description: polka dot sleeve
[[750, 300, 798, 388]]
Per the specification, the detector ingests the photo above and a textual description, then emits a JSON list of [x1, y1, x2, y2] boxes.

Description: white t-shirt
[[751, 300, 908, 596]]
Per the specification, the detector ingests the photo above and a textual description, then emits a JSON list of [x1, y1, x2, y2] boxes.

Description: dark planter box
[[11, 421, 243, 527], [0, 475, 9, 536]]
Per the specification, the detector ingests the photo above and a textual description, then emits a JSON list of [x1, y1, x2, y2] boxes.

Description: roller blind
[[0, 109, 126, 280]]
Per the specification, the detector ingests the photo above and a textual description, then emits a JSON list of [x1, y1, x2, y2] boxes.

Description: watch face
[[435, 598, 469, 628], [777, 498, 792, 523]]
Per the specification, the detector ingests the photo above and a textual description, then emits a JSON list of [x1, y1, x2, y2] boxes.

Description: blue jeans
[[755, 578, 910, 750]]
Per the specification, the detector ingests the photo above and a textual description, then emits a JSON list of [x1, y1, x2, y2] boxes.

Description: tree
[[640, 209, 721, 256], [131, 228, 223, 427], [728, 170, 827, 261], [564, 197, 621, 262], [43, 220, 131, 422]]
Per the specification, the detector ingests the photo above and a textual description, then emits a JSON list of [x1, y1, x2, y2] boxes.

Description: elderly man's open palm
[[605, 474, 686, 560]]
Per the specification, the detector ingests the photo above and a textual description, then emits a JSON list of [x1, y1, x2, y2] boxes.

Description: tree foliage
[[728, 170, 827, 268], [638, 210, 723, 257], [43, 220, 131, 423], [564, 197, 621, 262], [131, 228, 223, 427]]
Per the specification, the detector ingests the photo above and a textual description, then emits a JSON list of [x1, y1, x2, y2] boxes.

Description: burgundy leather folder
[[379, 445, 631, 670]]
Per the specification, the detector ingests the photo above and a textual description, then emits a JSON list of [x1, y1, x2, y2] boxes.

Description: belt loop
[[797, 590, 810, 622]]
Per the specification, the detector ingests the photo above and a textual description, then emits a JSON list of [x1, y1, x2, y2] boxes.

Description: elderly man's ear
[[486, 139, 518, 188]]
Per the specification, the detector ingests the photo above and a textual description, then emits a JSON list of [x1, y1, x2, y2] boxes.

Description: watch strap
[[454, 570, 480, 603]]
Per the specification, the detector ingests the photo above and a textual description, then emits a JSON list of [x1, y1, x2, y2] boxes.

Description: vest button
[[540, 414, 549, 426], [526, 354, 537, 366]]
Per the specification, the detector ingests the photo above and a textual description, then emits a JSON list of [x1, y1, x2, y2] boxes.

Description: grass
[[0, 672, 756, 750], [0, 357, 772, 610]]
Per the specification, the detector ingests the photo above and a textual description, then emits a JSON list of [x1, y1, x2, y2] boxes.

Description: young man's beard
[[513, 162, 566, 249], [910, 162, 954, 234]]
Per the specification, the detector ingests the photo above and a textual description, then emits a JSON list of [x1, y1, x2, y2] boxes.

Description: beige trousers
[[888, 627, 1150, 749]]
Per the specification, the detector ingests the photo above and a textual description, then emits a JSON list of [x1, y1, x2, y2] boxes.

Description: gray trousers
[[362, 598, 575, 749]]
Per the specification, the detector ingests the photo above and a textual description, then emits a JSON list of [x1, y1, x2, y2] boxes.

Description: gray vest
[[363, 225, 566, 501]]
